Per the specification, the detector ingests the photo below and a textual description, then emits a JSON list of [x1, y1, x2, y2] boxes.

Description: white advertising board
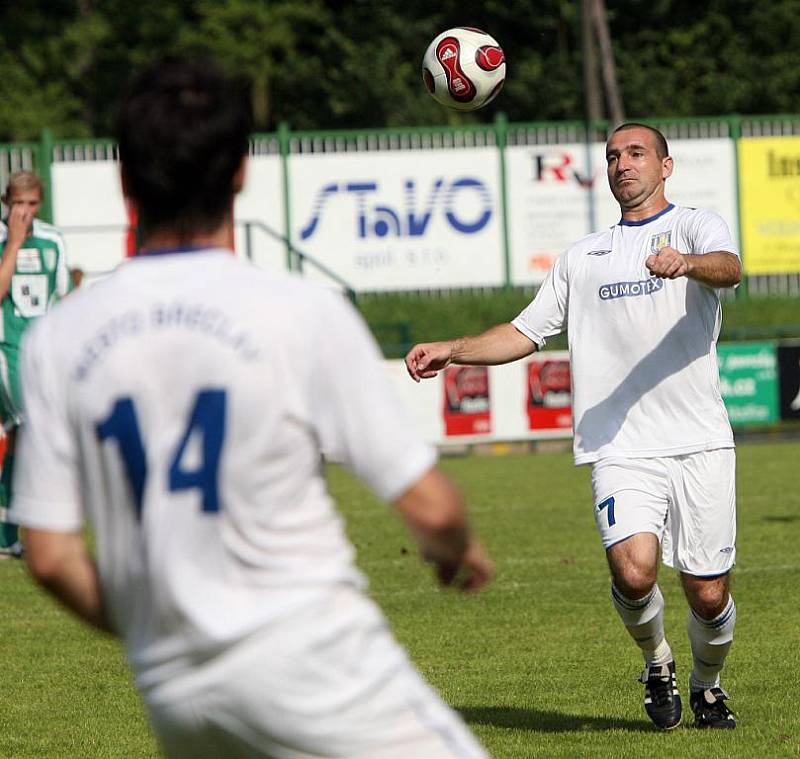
[[49, 139, 737, 292], [51, 156, 285, 276], [233, 155, 286, 272], [506, 138, 739, 285], [52, 161, 128, 275], [289, 148, 504, 291]]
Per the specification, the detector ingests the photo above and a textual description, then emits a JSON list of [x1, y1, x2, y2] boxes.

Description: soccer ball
[[422, 28, 506, 111]]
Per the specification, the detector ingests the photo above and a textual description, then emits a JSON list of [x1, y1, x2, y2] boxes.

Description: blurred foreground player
[[406, 124, 741, 731], [10, 58, 492, 759]]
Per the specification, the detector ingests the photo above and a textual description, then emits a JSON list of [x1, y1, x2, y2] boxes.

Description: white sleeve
[[689, 209, 739, 258], [511, 250, 569, 348], [54, 231, 71, 297], [308, 292, 436, 503], [8, 320, 83, 531]]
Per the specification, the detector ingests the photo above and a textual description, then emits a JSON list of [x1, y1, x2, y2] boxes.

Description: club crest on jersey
[[599, 276, 664, 300], [650, 231, 672, 253]]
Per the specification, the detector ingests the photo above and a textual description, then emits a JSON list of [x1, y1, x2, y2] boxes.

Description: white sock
[[611, 583, 672, 666], [688, 596, 736, 691]]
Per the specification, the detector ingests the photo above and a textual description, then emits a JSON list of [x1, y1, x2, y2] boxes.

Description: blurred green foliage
[[2, 1, 800, 140]]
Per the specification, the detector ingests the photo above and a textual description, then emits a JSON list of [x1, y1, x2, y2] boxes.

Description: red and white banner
[[442, 365, 492, 436], [386, 356, 574, 447], [526, 353, 572, 432]]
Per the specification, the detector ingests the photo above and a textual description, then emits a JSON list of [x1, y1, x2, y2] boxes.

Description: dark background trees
[[1, 0, 799, 141]]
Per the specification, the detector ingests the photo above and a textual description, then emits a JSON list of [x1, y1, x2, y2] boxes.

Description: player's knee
[[686, 582, 728, 619], [613, 565, 656, 599]]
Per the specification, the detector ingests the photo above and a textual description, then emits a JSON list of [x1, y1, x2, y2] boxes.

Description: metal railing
[[58, 219, 358, 301]]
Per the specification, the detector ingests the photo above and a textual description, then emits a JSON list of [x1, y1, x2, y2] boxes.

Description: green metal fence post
[[728, 114, 748, 298], [494, 111, 512, 289], [38, 128, 54, 224], [277, 122, 295, 271]]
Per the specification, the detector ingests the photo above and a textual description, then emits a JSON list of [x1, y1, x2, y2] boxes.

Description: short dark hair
[[116, 58, 253, 241], [610, 122, 669, 159]]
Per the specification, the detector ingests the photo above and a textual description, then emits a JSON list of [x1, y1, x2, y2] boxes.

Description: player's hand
[[434, 538, 494, 592], [5, 202, 34, 250], [645, 246, 690, 279], [405, 341, 453, 382]]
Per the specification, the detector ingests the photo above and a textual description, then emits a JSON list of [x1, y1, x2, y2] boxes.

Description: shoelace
[[648, 674, 675, 707], [639, 666, 676, 703]]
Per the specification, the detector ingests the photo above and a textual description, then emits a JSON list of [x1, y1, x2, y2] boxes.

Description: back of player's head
[[2, 170, 44, 204], [610, 123, 669, 159], [116, 57, 253, 240]]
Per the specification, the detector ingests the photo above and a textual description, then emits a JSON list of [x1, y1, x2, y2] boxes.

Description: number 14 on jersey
[[96, 389, 226, 518]]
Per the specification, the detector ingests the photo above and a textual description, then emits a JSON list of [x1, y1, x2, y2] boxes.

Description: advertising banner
[[717, 342, 779, 426], [52, 161, 128, 274], [442, 365, 491, 436], [52, 156, 285, 274], [233, 155, 287, 272], [526, 352, 572, 432], [777, 343, 800, 421], [506, 138, 739, 285], [289, 148, 504, 291], [739, 136, 800, 274], [505, 141, 596, 284]]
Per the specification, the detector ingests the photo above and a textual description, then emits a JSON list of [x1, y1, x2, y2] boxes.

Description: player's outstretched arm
[[393, 467, 494, 592], [405, 323, 537, 382], [25, 529, 115, 634], [645, 247, 741, 288]]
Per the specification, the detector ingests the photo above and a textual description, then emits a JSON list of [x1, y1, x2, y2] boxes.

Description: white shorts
[[591, 449, 736, 576], [143, 587, 488, 759]]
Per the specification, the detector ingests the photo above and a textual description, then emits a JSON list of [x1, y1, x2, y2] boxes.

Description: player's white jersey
[[512, 205, 738, 465], [10, 249, 436, 692]]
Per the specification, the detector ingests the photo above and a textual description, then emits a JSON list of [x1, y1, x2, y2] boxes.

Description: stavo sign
[[299, 178, 493, 241], [290, 149, 504, 291]]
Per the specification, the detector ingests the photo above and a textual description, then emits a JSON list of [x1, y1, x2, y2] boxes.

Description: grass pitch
[[2, 440, 798, 758]]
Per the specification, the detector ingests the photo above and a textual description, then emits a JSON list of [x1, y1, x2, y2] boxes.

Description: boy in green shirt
[[0, 171, 70, 555]]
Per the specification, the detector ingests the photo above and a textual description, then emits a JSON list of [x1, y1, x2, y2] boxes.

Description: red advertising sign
[[443, 366, 491, 436], [527, 355, 572, 431]]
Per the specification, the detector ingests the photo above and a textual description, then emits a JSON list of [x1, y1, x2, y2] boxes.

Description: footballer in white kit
[[406, 123, 742, 731], [10, 58, 492, 759], [512, 202, 738, 575]]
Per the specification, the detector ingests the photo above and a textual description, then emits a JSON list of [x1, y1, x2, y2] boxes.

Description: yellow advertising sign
[[739, 136, 800, 274]]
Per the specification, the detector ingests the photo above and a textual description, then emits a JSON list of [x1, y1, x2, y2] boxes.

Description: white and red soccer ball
[[422, 27, 506, 111]]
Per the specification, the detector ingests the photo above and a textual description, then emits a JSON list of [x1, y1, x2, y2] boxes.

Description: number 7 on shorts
[[597, 495, 616, 527]]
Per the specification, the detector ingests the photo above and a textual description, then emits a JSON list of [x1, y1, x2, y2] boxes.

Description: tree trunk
[[592, 0, 625, 125], [581, 0, 602, 126]]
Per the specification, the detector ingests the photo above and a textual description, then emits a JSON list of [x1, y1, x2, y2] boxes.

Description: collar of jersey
[[136, 245, 214, 257], [618, 203, 675, 227]]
